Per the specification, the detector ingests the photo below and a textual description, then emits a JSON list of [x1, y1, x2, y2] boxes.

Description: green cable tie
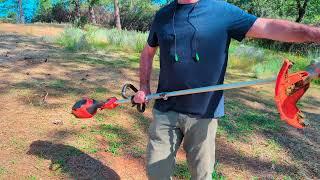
[[195, 52, 200, 62], [175, 54, 179, 62]]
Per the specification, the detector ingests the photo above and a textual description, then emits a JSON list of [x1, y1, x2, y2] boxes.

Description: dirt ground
[[0, 23, 319, 179]]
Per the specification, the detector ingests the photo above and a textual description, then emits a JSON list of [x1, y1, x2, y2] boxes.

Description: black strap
[[121, 84, 146, 113]]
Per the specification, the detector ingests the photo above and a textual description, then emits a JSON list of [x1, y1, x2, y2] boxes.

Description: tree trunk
[[89, 5, 96, 24], [114, 0, 122, 30], [18, 0, 24, 23], [74, 0, 80, 19], [295, 0, 309, 23]]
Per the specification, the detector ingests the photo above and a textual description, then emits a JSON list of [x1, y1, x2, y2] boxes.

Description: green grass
[[129, 146, 145, 158], [94, 114, 105, 123], [218, 100, 281, 141], [174, 162, 191, 179], [56, 25, 147, 53], [28, 175, 37, 180], [173, 161, 225, 179], [0, 166, 7, 176], [228, 41, 319, 84], [91, 124, 135, 156], [77, 134, 98, 153]]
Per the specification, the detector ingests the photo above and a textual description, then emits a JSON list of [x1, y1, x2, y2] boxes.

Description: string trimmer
[[72, 59, 320, 129]]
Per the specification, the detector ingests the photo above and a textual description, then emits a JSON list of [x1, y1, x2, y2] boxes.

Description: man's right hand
[[133, 90, 150, 104]]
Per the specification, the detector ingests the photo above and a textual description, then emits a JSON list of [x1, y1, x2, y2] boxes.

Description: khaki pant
[[147, 109, 218, 180]]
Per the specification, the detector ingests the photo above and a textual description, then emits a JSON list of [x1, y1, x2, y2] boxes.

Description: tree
[[73, 0, 80, 20], [85, 0, 122, 28], [88, 0, 97, 24], [295, 0, 310, 22], [114, 0, 121, 29], [17, 0, 25, 23]]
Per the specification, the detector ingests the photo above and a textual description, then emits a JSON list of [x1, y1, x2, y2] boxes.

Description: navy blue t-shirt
[[148, 0, 257, 118]]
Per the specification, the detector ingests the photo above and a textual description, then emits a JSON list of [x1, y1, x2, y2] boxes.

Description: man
[[134, 0, 320, 179]]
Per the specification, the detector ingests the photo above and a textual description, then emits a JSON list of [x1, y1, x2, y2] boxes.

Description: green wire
[[195, 52, 200, 62], [175, 53, 179, 62]]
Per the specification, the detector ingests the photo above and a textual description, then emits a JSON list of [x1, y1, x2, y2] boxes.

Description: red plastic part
[[101, 97, 118, 109], [72, 98, 95, 119], [274, 59, 310, 129]]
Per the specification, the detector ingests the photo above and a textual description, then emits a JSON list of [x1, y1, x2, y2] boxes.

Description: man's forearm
[[140, 45, 157, 92], [247, 18, 320, 43]]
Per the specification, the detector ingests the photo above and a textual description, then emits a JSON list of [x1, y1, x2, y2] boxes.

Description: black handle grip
[[122, 84, 138, 99], [121, 84, 146, 113], [137, 103, 146, 113]]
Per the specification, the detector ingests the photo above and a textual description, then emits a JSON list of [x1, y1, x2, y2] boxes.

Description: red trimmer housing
[[72, 97, 118, 118], [274, 59, 311, 129]]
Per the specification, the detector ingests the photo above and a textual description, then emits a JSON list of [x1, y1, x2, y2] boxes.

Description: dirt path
[[0, 24, 319, 179]]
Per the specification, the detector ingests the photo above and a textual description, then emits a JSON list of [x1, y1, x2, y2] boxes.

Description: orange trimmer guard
[[275, 59, 310, 129]]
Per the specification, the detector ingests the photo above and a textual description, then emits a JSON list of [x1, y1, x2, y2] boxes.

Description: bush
[[33, 2, 72, 23], [56, 27, 85, 50], [73, 16, 89, 28], [228, 41, 319, 85], [119, 0, 158, 31], [56, 25, 148, 52]]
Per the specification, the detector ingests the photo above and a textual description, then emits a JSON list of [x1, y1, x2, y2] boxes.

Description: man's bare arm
[[140, 44, 158, 92], [246, 18, 320, 43], [133, 44, 158, 104]]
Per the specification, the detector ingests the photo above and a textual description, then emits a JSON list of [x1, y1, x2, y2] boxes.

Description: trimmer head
[[274, 59, 311, 129], [72, 97, 118, 118]]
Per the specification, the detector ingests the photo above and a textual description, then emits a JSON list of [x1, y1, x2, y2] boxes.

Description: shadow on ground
[[27, 140, 120, 179]]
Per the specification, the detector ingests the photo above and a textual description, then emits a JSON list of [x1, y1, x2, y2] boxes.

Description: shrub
[[33, 2, 72, 23], [56, 25, 147, 52], [119, 0, 158, 31]]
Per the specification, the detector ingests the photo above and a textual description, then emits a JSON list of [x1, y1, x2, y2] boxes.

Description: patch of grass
[[77, 134, 98, 153], [28, 175, 37, 180], [48, 80, 67, 90], [72, 53, 131, 68], [212, 162, 225, 180], [219, 100, 281, 141], [69, 118, 80, 126], [228, 41, 319, 85], [56, 27, 85, 51], [0, 166, 7, 176], [91, 124, 136, 156], [174, 162, 191, 179], [56, 25, 147, 53], [81, 125, 87, 129], [129, 146, 145, 158], [107, 141, 124, 155], [94, 114, 105, 123], [15, 79, 85, 96], [132, 112, 150, 132], [283, 176, 293, 180], [49, 146, 83, 174], [10, 137, 27, 152], [174, 161, 225, 180]]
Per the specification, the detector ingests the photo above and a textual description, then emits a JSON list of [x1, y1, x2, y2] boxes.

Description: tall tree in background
[[295, 0, 309, 22], [86, 0, 122, 28], [17, 0, 24, 23], [88, 0, 97, 24], [114, 0, 121, 29], [73, 0, 80, 20]]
